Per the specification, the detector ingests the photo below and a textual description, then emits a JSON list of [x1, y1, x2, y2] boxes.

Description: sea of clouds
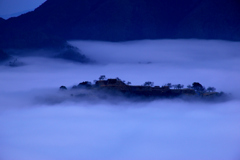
[[0, 39, 240, 160]]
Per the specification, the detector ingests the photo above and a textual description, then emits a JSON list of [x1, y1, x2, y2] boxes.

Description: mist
[[0, 40, 240, 160]]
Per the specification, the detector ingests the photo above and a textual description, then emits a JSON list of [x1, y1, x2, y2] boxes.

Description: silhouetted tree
[[99, 75, 106, 80], [187, 85, 192, 89], [72, 85, 78, 89], [177, 84, 184, 89], [165, 83, 173, 89], [192, 82, 205, 92], [173, 85, 177, 89], [144, 81, 154, 87], [78, 81, 92, 87], [116, 77, 122, 81], [127, 81, 131, 85], [219, 91, 225, 96], [207, 87, 216, 92], [60, 86, 67, 90], [173, 84, 184, 89]]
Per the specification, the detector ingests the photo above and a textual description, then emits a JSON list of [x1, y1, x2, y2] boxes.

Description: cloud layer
[[0, 40, 240, 160]]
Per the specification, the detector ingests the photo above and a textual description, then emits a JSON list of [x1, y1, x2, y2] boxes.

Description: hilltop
[[59, 76, 229, 102]]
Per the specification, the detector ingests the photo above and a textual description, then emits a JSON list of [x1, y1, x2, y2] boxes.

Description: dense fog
[[0, 40, 240, 160]]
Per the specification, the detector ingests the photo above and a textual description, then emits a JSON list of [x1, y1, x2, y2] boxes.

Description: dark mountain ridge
[[0, 0, 240, 50]]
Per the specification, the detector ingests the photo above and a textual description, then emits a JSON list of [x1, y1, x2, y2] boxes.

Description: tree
[[192, 82, 205, 92], [165, 83, 172, 89], [144, 81, 154, 87], [99, 75, 106, 80], [78, 81, 92, 87], [177, 84, 184, 89], [127, 81, 131, 85], [207, 87, 216, 92], [173, 85, 178, 89], [173, 84, 184, 89], [187, 85, 192, 89], [60, 86, 67, 90], [72, 85, 78, 89]]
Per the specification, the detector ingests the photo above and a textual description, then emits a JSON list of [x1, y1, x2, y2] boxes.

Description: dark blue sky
[[0, 0, 46, 19]]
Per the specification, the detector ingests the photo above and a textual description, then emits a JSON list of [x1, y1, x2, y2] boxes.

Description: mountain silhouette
[[0, 49, 10, 61], [0, 0, 240, 50]]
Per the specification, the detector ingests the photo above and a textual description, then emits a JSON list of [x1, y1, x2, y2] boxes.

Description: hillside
[[0, 18, 5, 24], [0, 0, 240, 50], [0, 49, 10, 61]]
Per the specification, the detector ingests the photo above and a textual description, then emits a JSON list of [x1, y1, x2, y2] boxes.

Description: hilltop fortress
[[60, 76, 227, 101], [94, 79, 195, 97]]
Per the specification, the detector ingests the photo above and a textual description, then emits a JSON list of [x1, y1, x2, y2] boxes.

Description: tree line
[[61, 75, 217, 93]]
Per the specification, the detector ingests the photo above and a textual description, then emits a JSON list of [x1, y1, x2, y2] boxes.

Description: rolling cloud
[[0, 40, 240, 160]]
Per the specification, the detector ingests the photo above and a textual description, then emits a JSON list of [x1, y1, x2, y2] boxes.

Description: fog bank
[[0, 39, 240, 160]]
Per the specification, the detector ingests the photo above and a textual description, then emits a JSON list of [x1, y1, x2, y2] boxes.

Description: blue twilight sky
[[0, 0, 46, 19]]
